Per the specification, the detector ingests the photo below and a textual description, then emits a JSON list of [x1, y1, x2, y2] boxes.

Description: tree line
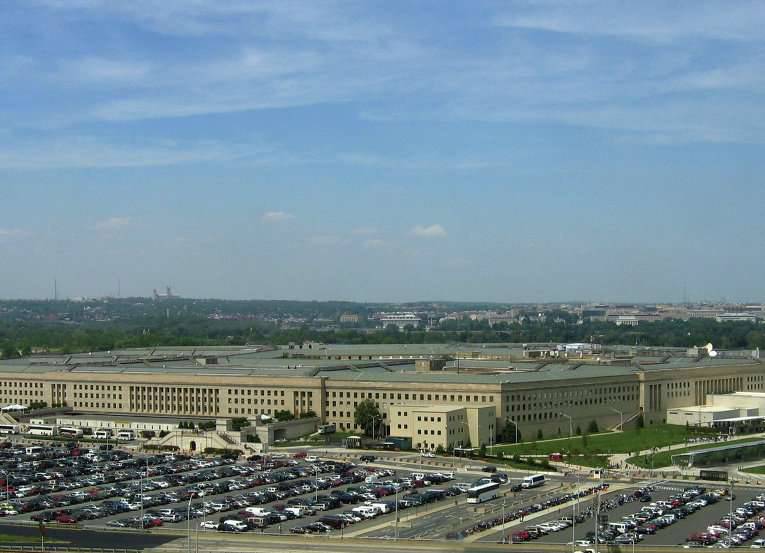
[[2, 317, 765, 358]]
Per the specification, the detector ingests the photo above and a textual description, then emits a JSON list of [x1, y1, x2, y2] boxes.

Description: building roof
[[0, 344, 759, 386]]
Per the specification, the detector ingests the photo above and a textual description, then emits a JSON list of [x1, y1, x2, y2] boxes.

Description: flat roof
[[0, 345, 759, 386]]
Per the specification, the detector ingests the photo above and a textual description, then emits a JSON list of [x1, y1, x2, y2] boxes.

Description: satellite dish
[[709, 350, 719, 358]]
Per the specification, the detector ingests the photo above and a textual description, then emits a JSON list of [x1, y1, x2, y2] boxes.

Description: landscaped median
[[492, 424, 714, 458], [627, 436, 765, 468]]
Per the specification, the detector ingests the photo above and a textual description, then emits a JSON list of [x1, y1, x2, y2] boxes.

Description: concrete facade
[[388, 404, 495, 450], [0, 348, 763, 443]]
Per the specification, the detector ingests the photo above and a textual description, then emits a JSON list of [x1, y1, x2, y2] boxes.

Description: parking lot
[[0, 440, 511, 537], [471, 480, 765, 547]]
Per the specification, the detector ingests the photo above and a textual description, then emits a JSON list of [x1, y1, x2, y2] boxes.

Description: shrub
[[588, 420, 599, 434]]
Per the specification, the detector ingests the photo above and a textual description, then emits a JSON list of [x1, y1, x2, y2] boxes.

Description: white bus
[[59, 426, 84, 439], [25, 446, 44, 455], [27, 424, 57, 437], [318, 423, 336, 435], [466, 481, 500, 504], [94, 429, 113, 440], [117, 429, 135, 441], [522, 474, 545, 489], [0, 424, 19, 435]]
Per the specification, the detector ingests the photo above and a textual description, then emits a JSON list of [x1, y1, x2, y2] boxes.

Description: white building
[[379, 312, 421, 330]]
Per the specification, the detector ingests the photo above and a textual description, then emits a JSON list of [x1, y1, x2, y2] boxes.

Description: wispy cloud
[[362, 238, 385, 249], [0, 136, 268, 170], [0, 228, 30, 241], [94, 216, 131, 231], [3, 0, 763, 150], [352, 226, 377, 235], [412, 224, 447, 238], [261, 211, 294, 223]]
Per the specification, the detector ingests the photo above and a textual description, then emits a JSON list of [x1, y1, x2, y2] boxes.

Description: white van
[[223, 520, 248, 532], [608, 522, 630, 534], [368, 502, 391, 514], [245, 507, 271, 517], [352, 505, 379, 519]]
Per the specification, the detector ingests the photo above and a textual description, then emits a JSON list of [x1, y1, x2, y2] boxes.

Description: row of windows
[[74, 402, 122, 409], [511, 395, 638, 412], [328, 391, 494, 403], [73, 384, 122, 391], [229, 398, 287, 406], [509, 386, 638, 402]]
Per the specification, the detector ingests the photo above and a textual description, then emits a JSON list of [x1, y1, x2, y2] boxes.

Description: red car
[[55, 514, 76, 524]]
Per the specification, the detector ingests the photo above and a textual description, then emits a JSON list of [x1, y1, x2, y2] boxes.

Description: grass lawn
[[492, 457, 557, 472], [567, 455, 610, 468], [493, 425, 710, 457], [627, 436, 765, 468], [742, 465, 765, 475]]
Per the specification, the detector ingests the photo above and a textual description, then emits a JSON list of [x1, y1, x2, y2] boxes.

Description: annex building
[[0, 344, 762, 448]]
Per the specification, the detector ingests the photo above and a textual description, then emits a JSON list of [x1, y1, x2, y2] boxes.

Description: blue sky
[[1, 1, 764, 302]]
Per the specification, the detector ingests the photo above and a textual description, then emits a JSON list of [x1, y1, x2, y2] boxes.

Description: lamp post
[[571, 473, 580, 553], [186, 495, 193, 553], [451, 420, 470, 468], [394, 484, 399, 541], [502, 498, 507, 544], [560, 412, 573, 460], [506, 416, 520, 466], [371, 415, 382, 441], [312, 465, 319, 503], [608, 408, 624, 431]]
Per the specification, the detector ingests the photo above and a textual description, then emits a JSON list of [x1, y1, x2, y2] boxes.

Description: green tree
[[588, 420, 599, 434], [274, 410, 295, 422], [231, 417, 250, 431], [499, 420, 521, 443], [435, 445, 445, 455], [575, 425, 582, 436], [354, 399, 381, 436], [300, 410, 317, 419], [536, 429, 544, 440]]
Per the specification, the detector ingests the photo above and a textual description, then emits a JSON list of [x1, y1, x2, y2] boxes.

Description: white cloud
[[0, 136, 268, 170], [94, 216, 131, 231], [412, 224, 447, 238], [352, 226, 377, 235], [0, 228, 30, 240], [363, 238, 385, 249], [308, 235, 346, 247], [261, 211, 294, 223]]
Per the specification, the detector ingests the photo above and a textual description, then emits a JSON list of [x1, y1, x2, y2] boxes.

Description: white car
[[750, 538, 765, 548], [200, 520, 218, 530], [420, 450, 435, 458], [305, 455, 319, 462]]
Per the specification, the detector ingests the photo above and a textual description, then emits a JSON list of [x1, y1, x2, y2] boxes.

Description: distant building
[[715, 313, 759, 323], [339, 313, 360, 324], [153, 286, 176, 300], [379, 312, 421, 330]]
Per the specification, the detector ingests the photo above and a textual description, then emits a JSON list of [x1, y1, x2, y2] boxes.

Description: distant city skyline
[[1, 2, 764, 302]]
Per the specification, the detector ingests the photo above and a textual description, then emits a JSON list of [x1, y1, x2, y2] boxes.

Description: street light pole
[[560, 412, 573, 459], [186, 495, 193, 553], [502, 498, 507, 544], [394, 485, 399, 541]]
